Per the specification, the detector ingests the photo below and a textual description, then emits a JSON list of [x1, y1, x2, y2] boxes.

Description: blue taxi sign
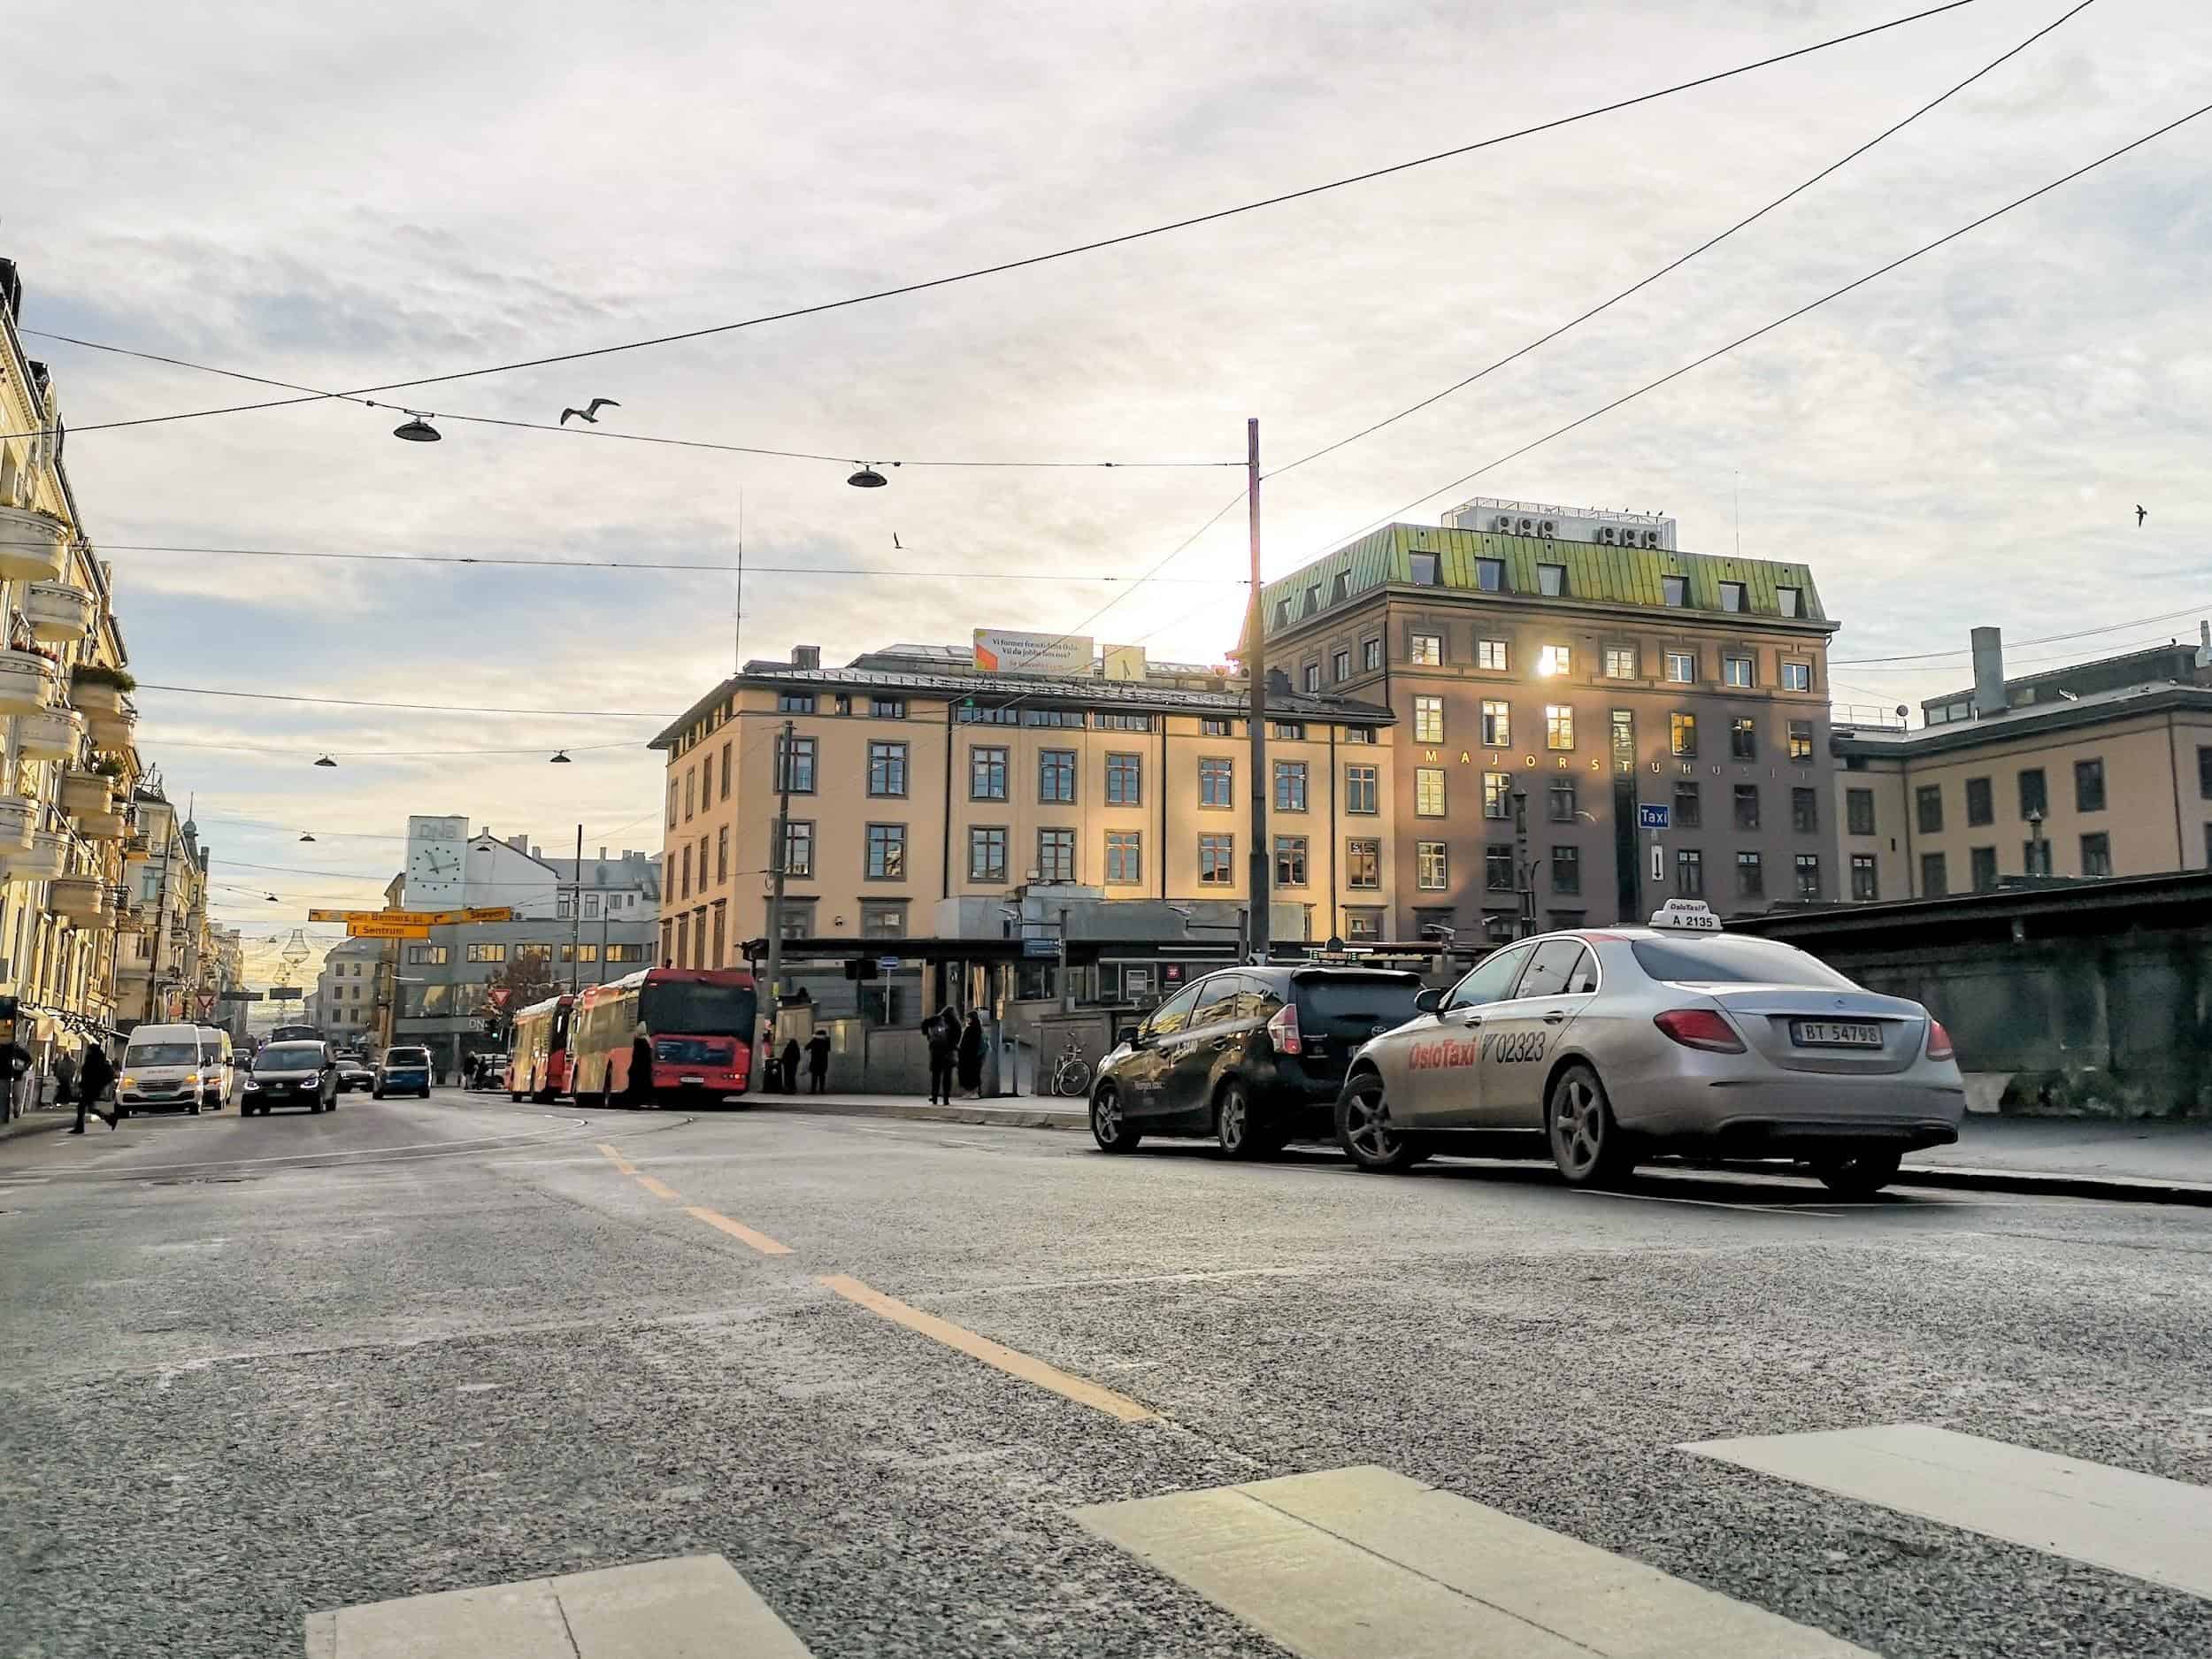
[[1636, 803, 1671, 830], [1647, 898, 1722, 932]]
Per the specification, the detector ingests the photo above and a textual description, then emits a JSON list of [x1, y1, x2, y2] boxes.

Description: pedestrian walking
[[779, 1036, 803, 1094], [72, 1041, 117, 1133], [628, 1023, 656, 1109], [805, 1027, 831, 1094], [759, 1022, 780, 1094], [956, 1010, 986, 1099], [926, 1005, 958, 1105], [53, 1048, 77, 1112]]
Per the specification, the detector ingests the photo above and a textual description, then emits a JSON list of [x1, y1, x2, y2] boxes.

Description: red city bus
[[568, 968, 757, 1107], [506, 993, 575, 1102]]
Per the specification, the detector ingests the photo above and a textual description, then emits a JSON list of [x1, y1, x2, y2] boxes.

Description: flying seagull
[[892, 534, 903, 550], [559, 398, 622, 426], [2137, 504, 2147, 526]]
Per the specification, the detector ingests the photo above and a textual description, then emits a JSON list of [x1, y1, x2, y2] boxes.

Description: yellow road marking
[[594, 1142, 637, 1174], [817, 1273, 1157, 1423], [634, 1174, 683, 1202], [686, 1205, 794, 1256]]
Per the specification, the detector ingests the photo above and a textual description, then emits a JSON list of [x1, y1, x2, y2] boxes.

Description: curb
[[759, 1097, 1087, 1133], [0, 1111, 85, 1148], [1891, 1163, 2212, 1208]]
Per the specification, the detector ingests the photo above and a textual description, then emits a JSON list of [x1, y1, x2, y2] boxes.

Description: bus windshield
[[641, 979, 757, 1035]]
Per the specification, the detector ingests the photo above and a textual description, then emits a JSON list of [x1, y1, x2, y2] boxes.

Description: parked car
[[334, 1054, 374, 1093], [373, 1045, 433, 1099], [1087, 965, 1429, 1156], [242, 1041, 339, 1115], [1332, 900, 1966, 1195]]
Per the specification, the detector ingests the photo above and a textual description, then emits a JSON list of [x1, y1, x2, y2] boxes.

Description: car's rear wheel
[[1089, 1084, 1140, 1153], [1811, 1149, 1903, 1197], [1215, 1079, 1277, 1159], [1336, 1073, 1423, 1172], [1548, 1064, 1634, 1187]]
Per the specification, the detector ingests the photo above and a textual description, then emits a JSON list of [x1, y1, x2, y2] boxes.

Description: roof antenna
[[1732, 470, 1741, 558], [733, 486, 745, 672]]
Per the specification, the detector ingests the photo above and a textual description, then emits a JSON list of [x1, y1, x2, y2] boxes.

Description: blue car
[[373, 1045, 434, 1099]]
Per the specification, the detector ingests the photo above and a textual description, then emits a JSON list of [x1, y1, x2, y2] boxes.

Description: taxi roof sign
[[1647, 899, 1722, 933]]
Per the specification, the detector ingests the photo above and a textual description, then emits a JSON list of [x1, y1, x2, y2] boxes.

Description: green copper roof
[[1260, 524, 1830, 636]]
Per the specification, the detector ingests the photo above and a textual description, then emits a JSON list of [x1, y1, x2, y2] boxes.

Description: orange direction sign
[[309, 906, 515, 927]]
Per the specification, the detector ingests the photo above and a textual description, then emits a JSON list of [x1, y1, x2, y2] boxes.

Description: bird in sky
[[892, 534, 903, 550], [2137, 504, 2147, 526], [559, 398, 622, 426]]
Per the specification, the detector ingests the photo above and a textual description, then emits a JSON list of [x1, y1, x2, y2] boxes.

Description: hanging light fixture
[[393, 412, 442, 442], [313, 755, 337, 768], [549, 749, 572, 764], [845, 463, 887, 488], [265, 894, 280, 903], [299, 832, 317, 842]]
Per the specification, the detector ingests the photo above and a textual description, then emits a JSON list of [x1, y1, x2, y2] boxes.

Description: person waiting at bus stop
[[805, 1026, 830, 1094], [628, 1023, 655, 1109], [926, 1006, 958, 1105], [957, 1010, 986, 1100]]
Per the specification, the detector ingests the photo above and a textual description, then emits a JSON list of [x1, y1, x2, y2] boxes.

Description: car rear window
[[260, 1044, 323, 1068], [386, 1048, 430, 1065], [1629, 936, 1854, 988], [1294, 974, 1426, 1026]]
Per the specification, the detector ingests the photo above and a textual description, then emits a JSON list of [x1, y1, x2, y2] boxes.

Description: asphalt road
[[4, 1087, 2209, 1657]]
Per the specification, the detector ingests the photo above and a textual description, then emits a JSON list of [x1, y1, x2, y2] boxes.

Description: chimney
[[792, 644, 821, 670], [599, 846, 608, 859], [1970, 626, 2005, 718], [530, 843, 541, 859]]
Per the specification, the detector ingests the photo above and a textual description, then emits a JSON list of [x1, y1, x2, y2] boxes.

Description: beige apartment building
[[1835, 634, 2212, 900], [1256, 503, 1839, 930], [651, 642, 1400, 964]]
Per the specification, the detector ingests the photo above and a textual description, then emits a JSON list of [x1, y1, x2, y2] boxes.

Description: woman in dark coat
[[956, 1010, 986, 1097], [926, 1005, 959, 1105], [780, 1037, 803, 1094], [628, 1024, 656, 1109]]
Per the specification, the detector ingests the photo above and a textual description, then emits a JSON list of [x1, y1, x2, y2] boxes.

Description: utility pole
[[1244, 417, 1271, 965], [567, 823, 583, 992], [143, 825, 170, 1024], [762, 718, 795, 1043]]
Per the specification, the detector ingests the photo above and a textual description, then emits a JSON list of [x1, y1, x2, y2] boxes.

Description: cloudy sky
[[8, 0, 2208, 972]]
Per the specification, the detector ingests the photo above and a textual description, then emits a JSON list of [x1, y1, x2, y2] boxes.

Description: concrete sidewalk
[[751, 1091, 1087, 1132], [0, 1105, 88, 1146]]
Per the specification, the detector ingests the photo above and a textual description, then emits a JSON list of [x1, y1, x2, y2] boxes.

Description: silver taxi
[[1334, 901, 1965, 1195]]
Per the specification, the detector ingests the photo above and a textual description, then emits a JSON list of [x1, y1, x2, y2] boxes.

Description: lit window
[[1413, 696, 1443, 743], [1546, 705, 1574, 749], [1788, 720, 1814, 762], [1603, 646, 1636, 679], [1416, 768, 1446, 817], [1483, 772, 1510, 819], [1537, 644, 1571, 677], [1671, 712, 1697, 757], [1480, 700, 1509, 747], [1410, 633, 1443, 665], [1417, 841, 1448, 891], [1476, 639, 1508, 671]]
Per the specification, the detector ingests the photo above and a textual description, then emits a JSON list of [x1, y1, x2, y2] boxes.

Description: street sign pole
[[1243, 416, 1270, 967]]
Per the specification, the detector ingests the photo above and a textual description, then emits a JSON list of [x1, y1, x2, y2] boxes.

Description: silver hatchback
[[1335, 902, 1965, 1195]]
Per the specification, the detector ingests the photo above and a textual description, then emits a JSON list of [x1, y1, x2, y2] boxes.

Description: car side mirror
[[1414, 987, 1442, 1013], [1117, 1025, 1141, 1048]]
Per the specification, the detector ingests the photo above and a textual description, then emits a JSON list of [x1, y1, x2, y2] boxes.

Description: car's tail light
[[1266, 1002, 1303, 1056], [1652, 1008, 1746, 1053], [1925, 1018, 1955, 1062]]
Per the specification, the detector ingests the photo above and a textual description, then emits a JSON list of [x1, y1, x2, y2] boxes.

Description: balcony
[[1, 830, 68, 883], [58, 769, 113, 818], [85, 700, 135, 749], [0, 504, 69, 582], [114, 957, 152, 985], [115, 902, 149, 933], [50, 873, 107, 922], [14, 704, 84, 762], [79, 808, 128, 841], [22, 581, 94, 643], [0, 795, 32, 852], [0, 649, 57, 717]]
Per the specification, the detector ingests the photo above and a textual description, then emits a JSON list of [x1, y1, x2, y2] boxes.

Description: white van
[[119, 1023, 211, 1118], [196, 1025, 234, 1110]]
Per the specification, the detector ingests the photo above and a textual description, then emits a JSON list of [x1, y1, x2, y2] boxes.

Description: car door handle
[[1541, 1010, 1569, 1025]]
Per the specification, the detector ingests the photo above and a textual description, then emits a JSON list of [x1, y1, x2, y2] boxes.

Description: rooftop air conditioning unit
[[1539, 519, 1556, 538], [1517, 517, 1534, 534], [1493, 514, 1514, 533], [1595, 526, 1616, 545], [1642, 529, 1662, 549]]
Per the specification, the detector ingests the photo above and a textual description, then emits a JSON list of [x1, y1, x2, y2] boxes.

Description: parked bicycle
[[1048, 1034, 1093, 1098]]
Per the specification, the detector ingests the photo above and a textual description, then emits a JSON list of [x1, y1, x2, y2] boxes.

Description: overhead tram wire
[[12, 2, 1976, 442], [1290, 99, 2212, 565], [1262, 0, 2097, 484], [1832, 599, 2212, 664]]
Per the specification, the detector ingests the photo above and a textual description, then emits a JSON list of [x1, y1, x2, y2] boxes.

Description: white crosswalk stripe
[[1074, 1464, 1874, 1658], [303, 1553, 813, 1658], [1683, 1422, 2212, 1601]]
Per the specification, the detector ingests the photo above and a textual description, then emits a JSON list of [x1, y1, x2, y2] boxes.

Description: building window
[[1784, 786, 1816, 834], [767, 819, 808, 879], [1271, 722, 1307, 741], [1662, 575, 1688, 608], [1480, 700, 1510, 747], [407, 945, 449, 965], [1037, 827, 1077, 883], [684, 767, 696, 820], [1302, 662, 1321, 694], [1730, 717, 1756, 760], [1964, 777, 1993, 826], [1484, 771, 1510, 820], [1722, 654, 1755, 688], [1039, 749, 1077, 803], [1673, 780, 1701, 829], [1023, 709, 1086, 729], [1850, 854, 1878, 900], [1736, 850, 1764, 898], [971, 746, 1008, 801], [1345, 764, 1379, 815], [719, 741, 733, 802], [871, 696, 906, 719], [775, 734, 817, 794], [1603, 646, 1637, 679], [860, 901, 906, 940], [1551, 846, 1580, 895], [1410, 633, 1443, 665], [1347, 839, 1381, 890], [1787, 720, 1814, 762], [716, 826, 730, 883], [2200, 746, 2212, 801], [1096, 712, 1152, 733], [1537, 563, 1566, 597], [2081, 832, 2112, 877], [1915, 785, 1944, 834], [1417, 841, 1448, 891], [1782, 661, 1812, 692], [1200, 757, 1234, 808], [1537, 643, 1571, 678], [679, 844, 691, 899], [1274, 760, 1310, 811], [1273, 835, 1308, 887], [1413, 695, 1444, 743], [1343, 725, 1377, 744], [1485, 845, 1515, 891], [1777, 586, 1803, 618], [867, 741, 909, 796], [957, 702, 1019, 725], [1546, 705, 1574, 749], [1733, 785, 1760, 831], [1362, 638, 1381, 672], [1548, 776, 1576, 823], [1664, 649, 1695, 683], [1719, 581, 1746, 612], [1675, 848, 1703, 897], [2024, 836, 2053, 876], [968, 826, 1006, 883], [466, 941, 507, 964], [1416, 768, 1446, 818], [2074, 757, 2106, 813], [1409, 552, 1440, 587], [1671, 712, 1697, 757], [1105, 831, 1142, 886], [1344, 909, 1384, 941], [2019, 768, 2047, 819], [777, 692, 816, 714], [1476, 639, 1509, 671], [1333, 649, 1351, 682], [1106, 752, 1143, 806], [1965, 845, 1997, 892], [1198, 833, 1235, 887], [667, 780, 679, 827], [1202, 717, 1233, 738], [1921, 851, 1948, 896], [1793, 854, 1822, 899], [1611, 710, 1634, 768], [1847, 787, 1876, 836], [1475, 557, 1504, 592], [864, 824, 907, 879]]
